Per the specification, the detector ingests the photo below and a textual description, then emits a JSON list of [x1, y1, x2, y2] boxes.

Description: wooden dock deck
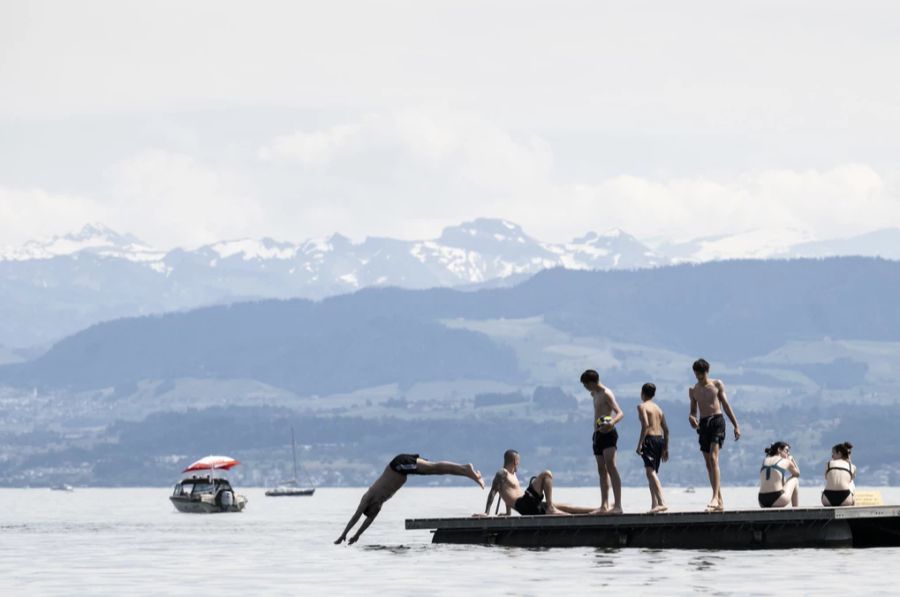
[[406, 506, 900, 549]]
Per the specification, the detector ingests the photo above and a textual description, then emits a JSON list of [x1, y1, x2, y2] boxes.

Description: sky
[[2, 0, 900, 249]]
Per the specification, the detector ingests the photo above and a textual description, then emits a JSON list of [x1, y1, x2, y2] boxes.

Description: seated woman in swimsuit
[[821, 442, 856, 507], [758, 441, 800, 508]]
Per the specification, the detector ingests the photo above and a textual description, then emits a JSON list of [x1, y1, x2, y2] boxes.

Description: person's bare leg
[[415, 459, 485, 488], [782, 477, 799, 507], [531, 471, 561, 513], [602, 448, 622, 514], [647, 468, 667, 513], [645, 467, 657, 511], [530, 471, 591, 514], [554, 503, 596, 514], [594, 454, 610, 512], [704, 446, 722, 510]]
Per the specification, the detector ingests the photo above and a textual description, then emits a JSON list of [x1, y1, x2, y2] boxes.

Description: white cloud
[[258, 123, 363, 166], [0, 187, 107, 247], [548, 164, 894, 242], [103, 150, 266, 248]]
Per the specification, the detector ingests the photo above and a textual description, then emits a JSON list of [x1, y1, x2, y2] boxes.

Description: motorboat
[[265, 427, 316, 497], [169, 455, 248, 513], [50, 483, 74, 492]]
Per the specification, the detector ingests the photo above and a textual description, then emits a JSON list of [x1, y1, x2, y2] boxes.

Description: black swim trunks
[[513, 477, 547, 516], [592, 428, 619, 455], [697, 414, 726, 453], [640, 435, 665, 472], [388, 453, 422, 475]]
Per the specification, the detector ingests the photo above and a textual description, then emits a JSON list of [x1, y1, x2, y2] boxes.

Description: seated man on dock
[[483, 449, 595, 516], [688, 358, 741, 511], [636, 382, 669, 513], [335, 454, 484, 545]]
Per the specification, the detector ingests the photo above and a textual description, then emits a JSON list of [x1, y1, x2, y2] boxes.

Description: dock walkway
[[406, 506, 900, 549]]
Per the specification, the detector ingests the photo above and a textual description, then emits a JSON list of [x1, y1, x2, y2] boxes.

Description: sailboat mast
[[291, 426, 299, 482]]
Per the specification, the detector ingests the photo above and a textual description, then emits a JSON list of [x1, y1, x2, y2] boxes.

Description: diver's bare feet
[[590, 504, 610, 515], [603, 506, 623, 515], [334, 536, 346, 545], [649, 505, 668, 514], [348, 535, 360, 545], [465, 464, 485, 489]]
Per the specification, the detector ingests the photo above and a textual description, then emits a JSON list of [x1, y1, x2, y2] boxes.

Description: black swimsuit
[[513, 477, 548, 516], [758, 458, 789, 508], [822, 462, 854, 506]]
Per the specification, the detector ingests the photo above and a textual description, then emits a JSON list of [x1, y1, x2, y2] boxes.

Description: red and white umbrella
[[182, 455, 240, 473]]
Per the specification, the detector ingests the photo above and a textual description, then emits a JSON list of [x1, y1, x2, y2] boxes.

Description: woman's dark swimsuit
[[822, 489, 852, 506], [758, 490, 785, 508], [822, 461, 854, 506], [758, 458, 789, 508], [513, 477, 547, 515]]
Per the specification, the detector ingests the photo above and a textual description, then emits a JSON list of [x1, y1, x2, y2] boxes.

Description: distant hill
[[3, 257, 899, 395], [3, 220, 898, 349]]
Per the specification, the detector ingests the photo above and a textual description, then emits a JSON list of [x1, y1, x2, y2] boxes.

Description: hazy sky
[[2, 1, 899, 248]]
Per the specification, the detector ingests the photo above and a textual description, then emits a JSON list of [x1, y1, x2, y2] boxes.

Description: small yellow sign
[[854, 491, 883, 506]]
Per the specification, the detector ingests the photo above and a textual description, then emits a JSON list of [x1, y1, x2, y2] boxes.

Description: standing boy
[[580, 369, 624, 514], [688, 358, 741, 511], [636, 382, 669, 513]]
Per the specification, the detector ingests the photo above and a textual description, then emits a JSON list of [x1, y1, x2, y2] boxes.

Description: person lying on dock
[[636, 382, 669, 513], [822, 442, 856, 507], [688, 358, 741, 511], [335, 454, 484, 545], [758, 441, 800, 508], [482, 449, 595, 516], [581, 369, 624, 514]]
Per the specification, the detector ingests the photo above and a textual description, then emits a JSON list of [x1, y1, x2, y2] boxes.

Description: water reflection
[[690, 553, 725, 571], [592, 547, 620, 568]]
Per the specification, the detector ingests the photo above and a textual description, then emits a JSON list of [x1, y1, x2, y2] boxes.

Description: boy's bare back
[[637, 400, 665, 435]]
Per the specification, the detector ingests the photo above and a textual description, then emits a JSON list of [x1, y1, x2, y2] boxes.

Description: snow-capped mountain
[[656, 228, 816, 263], [1, 219, 898, 348], [0, 223, 164, 263]]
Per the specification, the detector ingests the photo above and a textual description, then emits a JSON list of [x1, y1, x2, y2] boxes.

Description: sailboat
[[265, 427, 316, 497]]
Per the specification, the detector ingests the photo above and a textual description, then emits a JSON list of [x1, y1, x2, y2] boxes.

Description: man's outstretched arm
[[485, 472, 502, 515], [348, 514, 377, 545], [717, 381, 740, 440], [688, 388, 699, 429], [335, 502, 366, 544]]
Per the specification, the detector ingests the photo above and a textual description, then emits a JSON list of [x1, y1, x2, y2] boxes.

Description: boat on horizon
[[169, 455, 248, 513], [265, 427, 316, 497], [50, 483, 74, 492]]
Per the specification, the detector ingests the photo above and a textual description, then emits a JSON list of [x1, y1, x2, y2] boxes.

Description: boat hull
[[170, 494, 248, 513], [265, 487, 315, 497]]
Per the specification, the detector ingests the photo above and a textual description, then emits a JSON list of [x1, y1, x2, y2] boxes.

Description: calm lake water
[[2, 486, 899, 596]]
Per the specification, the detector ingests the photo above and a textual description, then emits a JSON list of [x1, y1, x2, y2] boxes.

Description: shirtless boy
[[688, 359, 741, 511], [483, 449, 594, 516], [581, 369, 624, 514], [335, 454, 483, 544], [636, 382, 669, 513]]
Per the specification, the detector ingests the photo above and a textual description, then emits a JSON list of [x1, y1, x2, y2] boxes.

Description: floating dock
[[406, 506, 900, 549]]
